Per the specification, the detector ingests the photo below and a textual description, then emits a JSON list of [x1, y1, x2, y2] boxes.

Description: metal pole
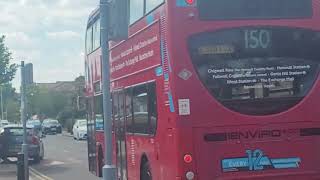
[[1, 87, 3, 120], [100, 0, 117, 180], [5, 106, 7, 120], [20, 61, 29, 180]]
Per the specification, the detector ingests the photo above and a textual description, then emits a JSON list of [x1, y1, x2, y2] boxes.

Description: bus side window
[[86, 26, 93, 54], [112, 93, 119, 124], [125, 89, 134, 133], [92, 19, 100, 51], [132, 84, 149, 134], [130, 0, 144, 25], [94, 95, 104, 130], [148, 83, 157, 135], [146, 0, 164, 13]]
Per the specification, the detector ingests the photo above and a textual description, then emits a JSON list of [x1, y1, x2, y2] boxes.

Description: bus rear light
[[185, 0, 195, 5], [186, 171, 195, 180], [184, 154, 193, 163]]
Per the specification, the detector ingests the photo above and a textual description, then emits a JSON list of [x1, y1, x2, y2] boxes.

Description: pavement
[[0, 134, 99, 180]]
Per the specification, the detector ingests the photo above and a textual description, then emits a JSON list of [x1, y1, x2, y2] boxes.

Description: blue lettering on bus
[[146, 14, 154, 25], [222, 149, 301, 172], [155, 67, 163, 76]]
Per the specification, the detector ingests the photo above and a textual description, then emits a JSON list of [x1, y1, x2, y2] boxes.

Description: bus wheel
[[141, 161, 152, 180], [98, 147, 103, 177]]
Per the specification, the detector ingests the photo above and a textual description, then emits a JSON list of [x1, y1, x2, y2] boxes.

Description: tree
[[0, 36, 17, 84], [0, 36, 18, 122], [6, 98, 20, 123]]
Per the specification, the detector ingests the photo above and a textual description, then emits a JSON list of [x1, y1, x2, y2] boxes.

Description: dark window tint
[[4, 128, 32, 136], [198, 0, 312, 20], [132, 85, 149, 134], [94, 95, 104, 130], [119, 92, 125, 123], [189, 27, 320, 115], [125, 89, 133, 133], [113, 93, 119, 124], [148, 83, 157, 135]]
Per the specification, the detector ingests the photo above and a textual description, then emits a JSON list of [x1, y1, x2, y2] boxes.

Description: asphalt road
[[30, 134, 100, 180]]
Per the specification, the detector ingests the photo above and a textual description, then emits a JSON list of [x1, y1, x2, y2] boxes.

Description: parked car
[[42, 119, 62, 134], [73, 119, 87, 140], [0, 120, 9, 127], [27, 120, 43, 137], [0, 125, 44, 163]]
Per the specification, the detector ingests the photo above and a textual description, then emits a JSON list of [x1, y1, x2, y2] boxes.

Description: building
[[24, 63, 33, 85]]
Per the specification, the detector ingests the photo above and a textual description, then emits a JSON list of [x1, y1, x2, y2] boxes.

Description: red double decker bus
[[85, 0, 320, 179]]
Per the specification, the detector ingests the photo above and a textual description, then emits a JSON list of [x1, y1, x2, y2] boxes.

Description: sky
[[0, 0, 98, 88]]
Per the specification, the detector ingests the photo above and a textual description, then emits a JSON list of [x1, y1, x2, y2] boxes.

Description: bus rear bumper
[[216, 171, 320, 180]]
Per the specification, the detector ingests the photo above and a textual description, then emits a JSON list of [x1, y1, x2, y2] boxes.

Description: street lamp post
[[1, 86, 4, 120], [20, 61, 29, 180], [100, 0, 117, 180]]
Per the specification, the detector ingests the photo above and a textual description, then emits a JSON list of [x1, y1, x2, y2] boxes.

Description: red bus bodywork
[[85, 1, 320, 179]]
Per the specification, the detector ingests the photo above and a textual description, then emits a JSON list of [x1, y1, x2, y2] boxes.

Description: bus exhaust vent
[[300, 128, 320, 136], [204, 133, 226, 142]]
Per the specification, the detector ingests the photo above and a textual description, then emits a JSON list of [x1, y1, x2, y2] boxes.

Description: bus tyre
[[98, 147, 103, 177], [141, 161, 152, 180]]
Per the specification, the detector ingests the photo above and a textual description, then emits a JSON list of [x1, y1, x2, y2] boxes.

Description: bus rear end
[[169, 0, 320, 179]]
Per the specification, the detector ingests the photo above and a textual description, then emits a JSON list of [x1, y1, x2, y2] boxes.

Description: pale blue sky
[[0, 0, 97, 88]]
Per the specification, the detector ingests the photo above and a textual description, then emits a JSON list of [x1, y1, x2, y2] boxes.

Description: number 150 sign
[[245, 29, 272, 49]]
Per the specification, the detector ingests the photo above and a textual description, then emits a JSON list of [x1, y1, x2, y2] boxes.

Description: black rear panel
[[198, 0, 312, 20]]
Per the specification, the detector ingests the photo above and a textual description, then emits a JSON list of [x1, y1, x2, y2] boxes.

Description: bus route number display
[[245, 29, 271, 49]]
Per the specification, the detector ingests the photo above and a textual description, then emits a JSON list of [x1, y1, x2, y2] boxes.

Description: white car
[[73, 120, 87, 140], [0, 120, 9, 127]]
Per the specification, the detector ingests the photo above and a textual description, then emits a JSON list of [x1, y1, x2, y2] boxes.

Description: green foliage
[[25, 75, 86, 126], [0, 36, 17, 84], [0, 36, 18, 122], [26, 85, 70, 119], [6, 98, 20, 123]]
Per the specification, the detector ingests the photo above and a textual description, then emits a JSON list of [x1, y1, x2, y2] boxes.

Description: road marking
[[30, 170, 47, 180], [29, 167, 54, 180], [48, 160, 65, 166]]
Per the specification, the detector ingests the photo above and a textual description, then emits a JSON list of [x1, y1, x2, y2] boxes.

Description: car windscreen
[[4, 128, 33, 136], [188, 27, 320, 115], [27, 120, 41, 126], [78, 121, 87, 127], [45, 120, 59, 125]]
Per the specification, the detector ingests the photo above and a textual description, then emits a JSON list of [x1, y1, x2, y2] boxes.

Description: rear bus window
[[189, 27, 320, 115]]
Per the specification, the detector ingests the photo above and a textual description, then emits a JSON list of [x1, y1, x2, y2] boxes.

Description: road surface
[[30, 134, 99, 180], [0, 133, 100, 180]]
